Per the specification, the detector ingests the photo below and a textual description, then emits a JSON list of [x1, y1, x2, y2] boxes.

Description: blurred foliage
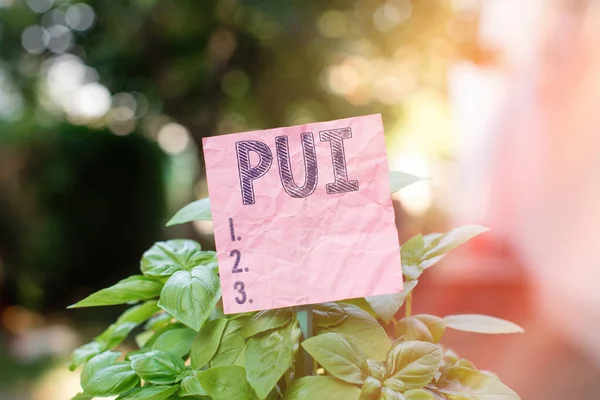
[[0, 0, 479, 312]]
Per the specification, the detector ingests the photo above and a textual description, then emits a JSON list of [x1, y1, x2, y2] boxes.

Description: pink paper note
[[203, 114, 402, 313]]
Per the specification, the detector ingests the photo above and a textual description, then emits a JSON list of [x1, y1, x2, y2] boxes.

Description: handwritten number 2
[[234, 281, 247, 304], [230, 250, 243, 273]]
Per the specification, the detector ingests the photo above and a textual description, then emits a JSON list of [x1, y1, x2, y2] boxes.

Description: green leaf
[[341, 298, 377, 318], [143, 323, 186, 349], [284, 376, 361, 400], [413, 315, 446, 344], [243, 308, 293, 338], [117, 300, 161, 325], [389, 171, 423, 193], [179, 374, 209, 397], [401, 226, 488, 280], [246, 322, 297, 399], [383, 378, 406, 392], [81, 350, 121, 387], [403, 389, 435, 400], [69, 341, 104, 371], [210, 318, 247, 367], [96, 321, 138, 349], [360, 376, 382, 399], [366, 280, 419, 323], [190, 318, 228, 369], [313, 302, 348, 327], [382, 388, 406, 400], [158, 266, 221, 331], [421, 226, 489, 263], [401, 235, 425, 280], [82, 362, 140, 397], [366, 359, 387, 381], [316, 303, 391, 361], [437, 366, 520, 400], [142, 240, 207, 277], [152, 326, 197, 357], [68, 276, 163, 308], [130, 350, 186, 384], [444, 315, 524, 334], [386, 341, 442, 390], [166, 198, 212, 226], [302, 332, 367, 384], [117, 385, 179, 400], [394, 317, 433, 343], [71, 393, 92, 400], [195, 365, 257, 400], [145, 312, 174, 331]]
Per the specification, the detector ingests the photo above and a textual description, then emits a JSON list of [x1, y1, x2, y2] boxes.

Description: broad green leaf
[[360, 376, 382, 399], [195, 365, 257, 400], [191, 318, 228, 368], [243, 308, 293, 338], [414, 315, 446, 344], [302, 332, 367, 384], [179, 374, 209, 397], [210, 318, 247, 367], [117, 300, 161, 325], [366, 280, 418, 323], [394, 317, 434, 343], [130, 350, 186, 384], [382, 388, 406, 400], [421, 226, 489, 263], [96, 322, 138, 349], [81, 350, 121, 387], [69, 341, 104, 371], [68, 276, 163, 308], [401, 235, 425, 280], [166, 198, 212, 226], [366, 359, 387, 381], [117, 385, 179, 400], [386, 341, 442, 390], [313, 302, 348, 327], [246, 322, 297, 399], [145, 312, 173, 331], [141, 240, 206, 276], [389, 171, 422, 193], [316, 303, 391, 361], [82, 362, 140, 397], [152, 327, 197, 357], [404, 389, 435, 400], [437, 366, 520, 400], [444, 315, 524, 334], [284, 376, 361, 400], [158, 266, 221, 331]]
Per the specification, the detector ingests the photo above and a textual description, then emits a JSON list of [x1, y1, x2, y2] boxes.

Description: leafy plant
[[68, 172, 523, 399]]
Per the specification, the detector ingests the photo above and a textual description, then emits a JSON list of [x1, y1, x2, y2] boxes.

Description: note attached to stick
[[203, 114, 402, 314]]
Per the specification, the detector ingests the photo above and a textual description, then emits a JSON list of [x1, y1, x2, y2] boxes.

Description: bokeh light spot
[[317, 10, 349, 39], [158, 123, 191, 155], [21, 25, 46, 54], [66, 3, 95, 31], [221, 70, 250, 98]]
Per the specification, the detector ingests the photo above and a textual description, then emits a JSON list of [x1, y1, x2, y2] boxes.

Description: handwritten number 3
[[234, 281, 247, 304]]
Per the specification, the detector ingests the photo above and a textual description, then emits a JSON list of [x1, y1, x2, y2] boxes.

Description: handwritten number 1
[[234, 281, 247, 304]]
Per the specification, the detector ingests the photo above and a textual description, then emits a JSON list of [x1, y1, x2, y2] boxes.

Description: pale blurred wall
[[451, 0, 600, 361]]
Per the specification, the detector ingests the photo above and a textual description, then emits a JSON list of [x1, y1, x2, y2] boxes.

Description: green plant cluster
[[68, 173, 523, 400]]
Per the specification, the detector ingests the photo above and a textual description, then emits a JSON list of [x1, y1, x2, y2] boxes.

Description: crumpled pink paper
[[203, 114, 402, 313]]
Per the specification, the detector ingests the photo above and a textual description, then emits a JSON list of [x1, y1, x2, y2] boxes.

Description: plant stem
[[405, 292, 412, 318]]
